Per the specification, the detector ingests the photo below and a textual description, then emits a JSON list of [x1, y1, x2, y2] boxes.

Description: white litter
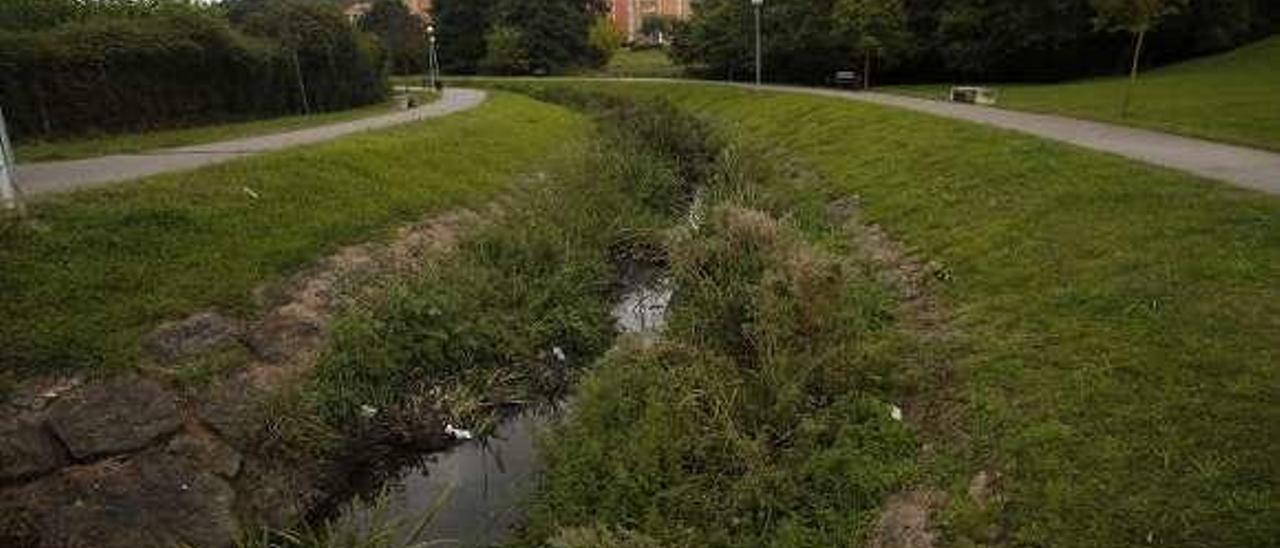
[[552, 346, 567, 362], [358, 404, 378, 419], [889, 404, 904, 422], [242, 186, 260, 199], [445, 424, 474, 440]]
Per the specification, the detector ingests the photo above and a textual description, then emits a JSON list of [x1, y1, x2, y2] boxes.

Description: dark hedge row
[[0, 5, 386, 142]]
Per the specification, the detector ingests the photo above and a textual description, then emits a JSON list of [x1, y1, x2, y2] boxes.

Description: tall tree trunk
[[863, 50, 872, 90], [1122, 28, 1146, 118]]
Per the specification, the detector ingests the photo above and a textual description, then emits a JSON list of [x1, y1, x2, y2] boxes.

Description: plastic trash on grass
[[445, 424, 474, 440]]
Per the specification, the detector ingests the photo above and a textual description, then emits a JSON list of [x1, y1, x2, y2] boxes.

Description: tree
[[235, 0, 387, 113], [640, 14, 676, 44], [432, 0, 496, 74], [671, 0, 846, 83], [832, 0, 909, 89], [1090, 0, 1190, 116], [360, 0, 428, 75], [589, 16, 625, 66], [489, 0, 608, 74], [479, 23, 529, 74]]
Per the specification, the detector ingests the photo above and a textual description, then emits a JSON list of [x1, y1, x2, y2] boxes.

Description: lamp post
[[426, 24, 438, 91], [752, 0, 763, 86]]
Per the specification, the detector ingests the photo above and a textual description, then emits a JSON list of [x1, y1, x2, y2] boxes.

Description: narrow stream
[[339, 264, 673, 546]]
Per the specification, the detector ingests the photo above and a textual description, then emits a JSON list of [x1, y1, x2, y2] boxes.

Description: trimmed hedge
[[0, 6, 385, 141]]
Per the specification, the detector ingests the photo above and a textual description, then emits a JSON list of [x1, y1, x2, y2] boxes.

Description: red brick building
[[610, 0, 693, 42], [345, 0, 432, 24]]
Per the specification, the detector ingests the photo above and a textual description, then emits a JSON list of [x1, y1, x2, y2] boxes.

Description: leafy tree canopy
[[673, 0, 1278, 83]]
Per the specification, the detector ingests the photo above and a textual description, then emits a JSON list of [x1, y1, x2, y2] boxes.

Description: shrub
[[0, 1, 385, 141], [238, 0, 387, 113], [479, 24, 529, 75]]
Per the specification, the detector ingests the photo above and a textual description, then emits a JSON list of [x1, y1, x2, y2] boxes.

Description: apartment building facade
[[610, 0, 693, 42]]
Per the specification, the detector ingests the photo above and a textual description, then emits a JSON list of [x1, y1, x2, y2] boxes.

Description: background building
[[611, 0, 692, 43], [345, 0, 432, 24]]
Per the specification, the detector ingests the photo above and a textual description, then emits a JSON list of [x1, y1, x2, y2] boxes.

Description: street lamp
[[751, 0, 763, 86], [426, 24, 438, 91]]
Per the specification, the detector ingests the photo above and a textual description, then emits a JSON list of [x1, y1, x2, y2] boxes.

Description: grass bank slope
[[486, 80, 1280, 547], [893, 36, 1280, 151], [0, 92, 590, 384]]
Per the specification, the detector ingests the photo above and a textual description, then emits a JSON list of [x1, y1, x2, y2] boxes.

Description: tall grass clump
[[481, 85, 921, 545], [520, 201, 917, 546], [306, 93, 723, 440], [301, 88, 921, 545]]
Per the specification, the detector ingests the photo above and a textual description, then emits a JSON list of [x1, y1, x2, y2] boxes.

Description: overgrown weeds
[[306, 92, 721, 433], [290, 88, 924, 547], [522, 204, 916, 547]]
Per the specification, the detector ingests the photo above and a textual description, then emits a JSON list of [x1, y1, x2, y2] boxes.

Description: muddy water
[[339, 265, 672, 546]]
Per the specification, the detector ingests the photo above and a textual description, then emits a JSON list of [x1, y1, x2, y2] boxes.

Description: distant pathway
[[747, 83, 1280, 196], [16, 88, 488, 196]]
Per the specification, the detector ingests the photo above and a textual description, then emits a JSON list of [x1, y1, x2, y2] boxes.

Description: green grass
[[306, 90, 917, 545], [13, 90, 438, 163], [596, 48, 684, 78], [524, 202, 917, 546], [483, 80, 1280, 547], [392, 49, 684, 85], [0, 92, 590, 383], [888, 36, 1280, 151]]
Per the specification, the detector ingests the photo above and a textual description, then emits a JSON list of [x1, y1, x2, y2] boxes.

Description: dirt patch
[[0, 207, 485, 546], [868, 490, 948, 548], [829, 195, 981, 546]]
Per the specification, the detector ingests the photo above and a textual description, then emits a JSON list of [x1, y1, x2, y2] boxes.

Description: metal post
[[0, 107, 17, 211], [752, 0, 763, 86], [426, 25, 438, 91], [430, 36, 439, 90]]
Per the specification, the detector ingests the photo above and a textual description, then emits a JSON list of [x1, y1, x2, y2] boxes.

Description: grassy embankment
[[0, 92, 589, 386], [889, 35, 1280, 151], [300, 88, 919, 547], [477, 81, 1279, 547], [13, 90, 438, 163]]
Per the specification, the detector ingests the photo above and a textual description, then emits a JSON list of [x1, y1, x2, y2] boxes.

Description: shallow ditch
[[329, 262, 675, 546]]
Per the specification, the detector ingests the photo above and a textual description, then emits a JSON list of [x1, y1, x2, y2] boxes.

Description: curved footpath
[[13, 87, 488, 197]]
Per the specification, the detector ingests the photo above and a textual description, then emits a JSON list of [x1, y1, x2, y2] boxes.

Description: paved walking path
[[750, 84, 1280, 196], [15, 88, 488, 196]]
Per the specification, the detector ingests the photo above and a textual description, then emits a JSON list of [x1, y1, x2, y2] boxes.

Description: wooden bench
[[949, 86, 998, 105], [833, 70, 863, 89]]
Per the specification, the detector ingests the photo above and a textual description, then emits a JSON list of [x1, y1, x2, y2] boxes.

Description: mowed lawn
[[13, 91, 438, 163], [0, 92, 590, 383], [891, 36, 1280, 151], [488, 81, 1280, 547]]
